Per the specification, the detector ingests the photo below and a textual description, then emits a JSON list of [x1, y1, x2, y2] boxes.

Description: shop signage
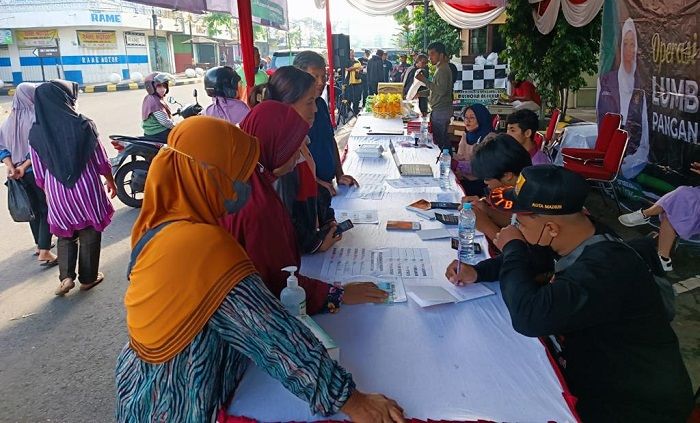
[[77, 31, 117, 48], [16, 29, 57, 47]]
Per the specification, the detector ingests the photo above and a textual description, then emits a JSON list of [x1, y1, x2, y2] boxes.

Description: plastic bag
[[486, 52, 499, 65], [474, 55, 487, 65], [5, 179, 35, 222]]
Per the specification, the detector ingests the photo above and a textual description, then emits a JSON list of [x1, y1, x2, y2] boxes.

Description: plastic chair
[[561, 113, 622, 163], [534, 132, 545, 151], [564, 128, 629, 211], [544, 108, 561, 143]]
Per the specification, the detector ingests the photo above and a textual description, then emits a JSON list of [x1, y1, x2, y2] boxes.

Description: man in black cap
[[445, 165, 693, 422]]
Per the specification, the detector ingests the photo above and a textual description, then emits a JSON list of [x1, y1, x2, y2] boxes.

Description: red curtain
[[237, 0, 255, 94], [444, 1, 500, 14]]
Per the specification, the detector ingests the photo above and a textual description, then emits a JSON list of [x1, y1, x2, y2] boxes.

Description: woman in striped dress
[[116, 116, 405, 422], [28, 80, 117, 296]]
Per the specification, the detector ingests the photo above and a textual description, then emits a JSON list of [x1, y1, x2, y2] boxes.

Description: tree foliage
[[393, 9, 412, 50], [202, 12, 233, 38], [499, 0, 601, 115], [393, 6, 463, 58]]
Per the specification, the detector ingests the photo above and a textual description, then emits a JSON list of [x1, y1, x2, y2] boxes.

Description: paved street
[[0, 84, 207, 422]]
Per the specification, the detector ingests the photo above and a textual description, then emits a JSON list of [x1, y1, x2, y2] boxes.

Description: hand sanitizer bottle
[[280, 266, 306, 316]]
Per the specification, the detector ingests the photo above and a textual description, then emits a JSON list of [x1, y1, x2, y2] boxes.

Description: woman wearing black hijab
[[28, 80, 117, 296]]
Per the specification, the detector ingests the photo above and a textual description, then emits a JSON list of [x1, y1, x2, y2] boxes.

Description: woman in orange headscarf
[[115, 116, 404, 423]]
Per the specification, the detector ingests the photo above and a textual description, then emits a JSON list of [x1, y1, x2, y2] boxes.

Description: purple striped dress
[[30, 142, 114, 238]]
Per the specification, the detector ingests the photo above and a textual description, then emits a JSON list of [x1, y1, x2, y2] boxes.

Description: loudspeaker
[[332, 33, 350, 69]]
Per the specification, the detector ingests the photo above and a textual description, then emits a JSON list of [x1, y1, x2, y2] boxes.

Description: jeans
[[21, 172, 52, 250], [58, 227, 102, 284], [430, 108, 454, 151]]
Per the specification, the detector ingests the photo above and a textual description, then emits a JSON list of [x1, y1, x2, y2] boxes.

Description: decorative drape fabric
[[531, 0, 604, 34], [433, 0, 505, 29], [532, 0, 560, 35], [344, 0, 413, 16]]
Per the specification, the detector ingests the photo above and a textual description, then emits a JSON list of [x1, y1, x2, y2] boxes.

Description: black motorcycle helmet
[[204, 66, 241, 99], [144, 72, 174, 95]]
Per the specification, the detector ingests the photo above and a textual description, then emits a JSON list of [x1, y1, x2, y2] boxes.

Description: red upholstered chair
[[534, 132, 545, 151], [544, 108, 560, 143], [561, 113, 622, 163], [564, 128, 629, 211]]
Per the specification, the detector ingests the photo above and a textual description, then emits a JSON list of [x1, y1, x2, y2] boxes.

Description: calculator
[[435, 213, 458, 225]]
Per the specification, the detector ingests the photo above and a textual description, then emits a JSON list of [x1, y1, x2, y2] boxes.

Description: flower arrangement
[[372, 93, 402, 118]]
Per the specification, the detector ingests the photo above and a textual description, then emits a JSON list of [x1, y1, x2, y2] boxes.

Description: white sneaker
[[618, 209, 649, 227], [659, 256, 673, 272]]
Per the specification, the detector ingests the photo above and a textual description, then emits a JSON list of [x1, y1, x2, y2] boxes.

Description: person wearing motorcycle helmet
[[142, 72, 176, 142], [203, 66, 250, 125]]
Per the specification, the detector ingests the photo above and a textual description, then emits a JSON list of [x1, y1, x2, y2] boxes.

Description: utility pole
[[189, 17, 195, 65], [152, 8, 159, 71], [423, 0, 429, 52]]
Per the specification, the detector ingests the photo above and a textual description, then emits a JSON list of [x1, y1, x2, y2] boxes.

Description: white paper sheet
[[342, 184, 387, 200], [321, 247, 433, 281], [416, 228, 453, 241], [386, 177, 442, 189], [407, 283, 495, 307], [356, 173, 387, 185], [335, 210, 380, 224]]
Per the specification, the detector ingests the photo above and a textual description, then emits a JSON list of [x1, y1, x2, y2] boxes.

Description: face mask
[[156, 86, 167, 97]]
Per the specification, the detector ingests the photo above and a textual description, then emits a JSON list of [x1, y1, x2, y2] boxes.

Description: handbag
[[5, 178, 35, 222]]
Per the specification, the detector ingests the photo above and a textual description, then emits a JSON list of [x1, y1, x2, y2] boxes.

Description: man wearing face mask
[[445, 165, 693, 423]]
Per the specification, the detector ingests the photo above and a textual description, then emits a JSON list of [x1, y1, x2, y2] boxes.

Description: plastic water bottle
[[439, 149, 451, 189], [420, 117, 428, 143], [280, 266, 306, 316], [458, 203, 476, 264]]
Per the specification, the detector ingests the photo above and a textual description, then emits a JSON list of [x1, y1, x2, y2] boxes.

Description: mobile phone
[[435, 213, 458, 225], [450, 238, 482, 254], [431, 202, 460, 210], [334, 219, 354, 237]]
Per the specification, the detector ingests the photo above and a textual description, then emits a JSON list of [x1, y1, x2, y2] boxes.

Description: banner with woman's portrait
[[597, 0, 699, 187]]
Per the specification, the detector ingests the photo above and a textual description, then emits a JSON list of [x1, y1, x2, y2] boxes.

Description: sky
[[287, 0, 403, 49]]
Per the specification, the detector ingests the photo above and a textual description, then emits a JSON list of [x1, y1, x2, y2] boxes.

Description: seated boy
[[505, 109, 551, 165], [463, 134, 532, 243]]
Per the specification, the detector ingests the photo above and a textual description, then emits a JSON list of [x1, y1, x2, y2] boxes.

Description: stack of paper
[[407, 283, 494, 308]]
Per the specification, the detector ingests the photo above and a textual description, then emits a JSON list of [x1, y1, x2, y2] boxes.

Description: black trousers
[[360, 79, 368, 106], [348, 84, 362, 115], [21, 172, 52, 250], [146, 129, 170, 142], [58, 227, 102, 283], [368, 81, 379, 96]]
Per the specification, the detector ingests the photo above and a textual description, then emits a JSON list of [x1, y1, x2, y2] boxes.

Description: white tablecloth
[[228, 120, 576, 422], [554, 123, 599, 166]]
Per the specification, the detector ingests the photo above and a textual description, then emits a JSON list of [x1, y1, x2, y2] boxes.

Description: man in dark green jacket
[[446, 165, 693, 423]]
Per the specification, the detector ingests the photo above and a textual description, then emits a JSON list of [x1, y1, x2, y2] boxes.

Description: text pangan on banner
[[596, 0, 699, 184]]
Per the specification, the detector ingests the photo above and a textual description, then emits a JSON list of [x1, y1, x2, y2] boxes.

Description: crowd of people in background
[[0, 39, 696, 422]]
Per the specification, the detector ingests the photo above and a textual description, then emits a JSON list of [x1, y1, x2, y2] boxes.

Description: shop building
[[0, 0, 237, 85]]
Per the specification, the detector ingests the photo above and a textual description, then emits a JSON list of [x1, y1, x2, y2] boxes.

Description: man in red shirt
[[508, 74, 541, 112]]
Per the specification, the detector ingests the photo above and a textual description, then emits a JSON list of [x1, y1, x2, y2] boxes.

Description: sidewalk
[[0, 76, 202, 96]]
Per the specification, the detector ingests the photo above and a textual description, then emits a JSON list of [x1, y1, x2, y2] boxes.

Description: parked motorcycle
[[110, 89, 202, 208], [168, 88, 203, 118]]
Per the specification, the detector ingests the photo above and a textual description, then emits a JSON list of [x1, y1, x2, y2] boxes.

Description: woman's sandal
[[55, 278, 75, 296], [80, 272, 105, 291], [39, 258, 59, 267]]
